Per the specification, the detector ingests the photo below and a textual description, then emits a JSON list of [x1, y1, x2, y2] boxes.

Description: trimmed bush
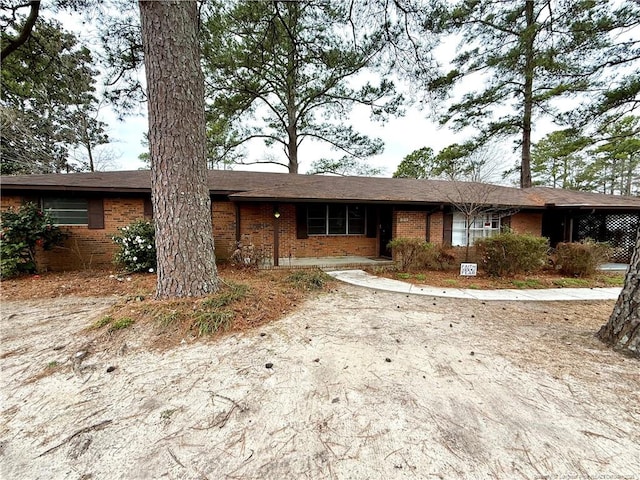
[[112, 221, 156, 273], [475, 232, 548, 277], [387, 238, 437, 272], [0, 202, 66, 278], [554, 240, 611, 277]]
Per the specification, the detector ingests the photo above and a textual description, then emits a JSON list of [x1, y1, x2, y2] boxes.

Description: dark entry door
[[379, 206, 393, 258]]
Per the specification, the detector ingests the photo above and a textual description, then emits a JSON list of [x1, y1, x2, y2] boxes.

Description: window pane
[[43, 198, 87, 210], [43, 198, 88, 225], [328, 204, 346, 234], [307, 205, 326, 235], [348, 205, 365, 234], [452, 213, 467, 246], [453, 213, 501, 246], [308, 219, 326, 235]]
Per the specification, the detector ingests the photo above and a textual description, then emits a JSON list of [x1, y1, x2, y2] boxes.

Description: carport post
[[273, 205, 280, 267]]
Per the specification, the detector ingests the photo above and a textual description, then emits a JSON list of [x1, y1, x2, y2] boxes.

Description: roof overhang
[[545, 203, 640, 211], [1, 184, 150, 194]]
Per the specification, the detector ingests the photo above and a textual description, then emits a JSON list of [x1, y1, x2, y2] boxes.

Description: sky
[[94, 66, 522, 182], [100, 99, 479, 176], [60, 9, 544, 181]]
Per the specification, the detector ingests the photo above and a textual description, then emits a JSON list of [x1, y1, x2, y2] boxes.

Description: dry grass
[[1, 266, 335, 350]]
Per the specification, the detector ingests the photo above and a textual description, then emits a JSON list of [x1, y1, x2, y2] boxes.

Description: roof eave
[[545, 203, 640, 210], [1, 185, 151, 194]]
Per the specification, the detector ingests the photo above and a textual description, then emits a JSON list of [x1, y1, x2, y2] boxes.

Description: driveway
[[1, 285, 638, 479]]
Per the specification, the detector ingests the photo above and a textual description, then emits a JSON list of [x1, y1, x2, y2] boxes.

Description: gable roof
[[2, 170, 639, 210]]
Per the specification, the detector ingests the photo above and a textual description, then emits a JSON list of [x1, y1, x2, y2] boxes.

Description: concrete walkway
[[327, 269, 623, 301]]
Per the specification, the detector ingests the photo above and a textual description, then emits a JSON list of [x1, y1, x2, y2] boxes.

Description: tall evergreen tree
[[394, 142, 502, 182], [531, 129, 592, 190], [586, 1, 640, 122], [591, 116, 640, 196], [139, 0, 219, 298], [202, 0, 402, 174], [393, 147, 438, 179], [1, 18, 107, 174], [430, 0, 617, 188], [532, 118, 640, 195]]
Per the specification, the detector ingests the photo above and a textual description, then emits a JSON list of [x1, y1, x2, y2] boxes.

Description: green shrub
[[475, 232, 548, 277], [554, 240, 611, 277], [387, 238, 436, 272], [0, 202, 66, 278], [1, 241, 27, 279], [112, 220, 156, 273]]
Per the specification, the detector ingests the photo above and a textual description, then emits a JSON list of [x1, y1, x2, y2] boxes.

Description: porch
[[264, 256, 394, 270]]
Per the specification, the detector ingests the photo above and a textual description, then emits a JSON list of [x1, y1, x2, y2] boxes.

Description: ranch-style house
[[1, 170, 639, 271]]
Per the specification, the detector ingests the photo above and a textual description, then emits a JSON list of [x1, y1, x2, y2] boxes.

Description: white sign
[[460, 263, 478, 276]]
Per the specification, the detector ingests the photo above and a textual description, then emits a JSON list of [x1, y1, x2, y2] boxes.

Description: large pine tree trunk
[[598, 227, 640, 357], [139, 0, 219, 298], [520, 0, 534, 189]]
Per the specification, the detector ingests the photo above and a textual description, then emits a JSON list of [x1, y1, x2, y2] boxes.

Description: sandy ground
[[1, 285, 639, 480]]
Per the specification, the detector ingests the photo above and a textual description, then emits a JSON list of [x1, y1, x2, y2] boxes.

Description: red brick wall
[[47, 197, 146, 271], [510, 212, 543, 236], [2, 193, 546, 270], [236, 203, 377, 261], [212, 201, 237, 260], [1, 195, 147, 271], [428, 211, 444, 245], [0, 196, 22, 211], [1, 195, 244, 270], [393, 210, 426, 240]]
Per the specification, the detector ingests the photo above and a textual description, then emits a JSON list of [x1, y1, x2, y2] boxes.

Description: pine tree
[[431, 0, 617, 188], [202, 0, 401, 174], [139, 0, 219, 298]]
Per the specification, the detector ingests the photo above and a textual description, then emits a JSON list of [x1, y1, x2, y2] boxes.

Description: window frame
[[42, 197, 89, 226], [451, 212, 501, 246], [306, 204, 367, 236]]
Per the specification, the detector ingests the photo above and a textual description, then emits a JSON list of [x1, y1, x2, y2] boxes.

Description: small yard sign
[[460, 263, 478, 276]]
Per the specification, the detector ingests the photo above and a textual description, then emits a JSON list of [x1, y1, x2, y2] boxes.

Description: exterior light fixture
[[274, 208, 281, 219]]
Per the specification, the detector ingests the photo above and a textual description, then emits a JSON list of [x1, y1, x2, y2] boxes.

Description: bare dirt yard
[[1, 273, 639, 480]]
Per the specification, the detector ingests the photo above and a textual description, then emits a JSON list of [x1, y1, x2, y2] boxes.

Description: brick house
[[1, 170, 639, 270]]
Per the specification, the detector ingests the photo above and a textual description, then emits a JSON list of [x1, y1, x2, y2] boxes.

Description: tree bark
[[520, 0, 534, 189], [287, 125, 299, 174], [139, 0, 219, 298], [598, 227, 640, 357]]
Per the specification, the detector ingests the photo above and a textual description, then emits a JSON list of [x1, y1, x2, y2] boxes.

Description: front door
[[379, 206, 393, 258]]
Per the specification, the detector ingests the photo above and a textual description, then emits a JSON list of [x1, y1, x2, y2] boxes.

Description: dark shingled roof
[[526, 186, 640, 208], [2, 170, 640, 210], [227, 175, 537, 207]]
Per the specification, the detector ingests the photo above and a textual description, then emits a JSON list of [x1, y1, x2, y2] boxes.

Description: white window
[[452, 213, 501, 246]]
